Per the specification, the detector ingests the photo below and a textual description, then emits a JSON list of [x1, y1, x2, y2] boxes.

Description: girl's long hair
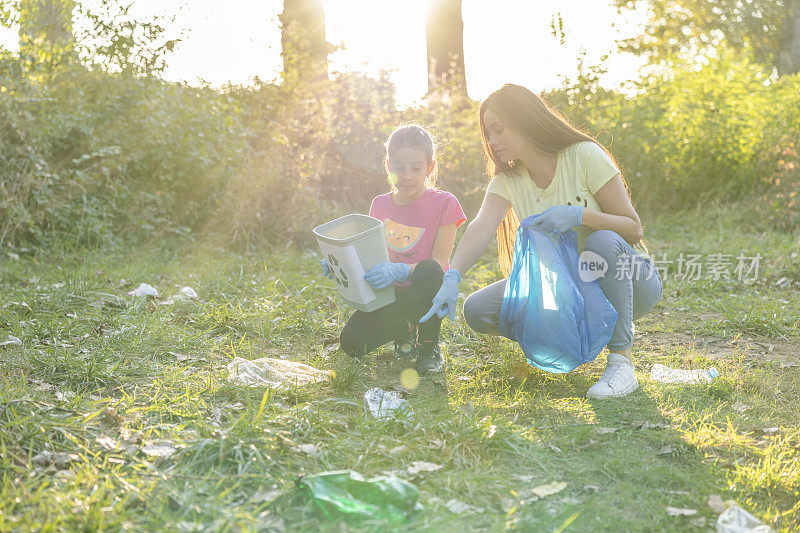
[[478, 84, 637, 276]]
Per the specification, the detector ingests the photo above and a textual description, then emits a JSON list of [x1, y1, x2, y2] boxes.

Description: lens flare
[[400, 367, 419, 389]]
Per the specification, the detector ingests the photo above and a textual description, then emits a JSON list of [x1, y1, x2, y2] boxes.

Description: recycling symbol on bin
[[326, 253, 349, 288]]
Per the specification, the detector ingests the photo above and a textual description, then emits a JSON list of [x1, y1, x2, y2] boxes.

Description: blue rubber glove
[[420, 268, 461, 323], [320, 258, 333, 279], [363, 262, 410, 289], [529, 205, 583, 235]]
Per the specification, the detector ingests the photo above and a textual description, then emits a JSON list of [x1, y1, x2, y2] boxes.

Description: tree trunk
[[425, 0, 468, 103], [779, 0, 800, 74], [18, 0, 74, 51], [18, 0, 74, 75], [280, 0, 328, 85]]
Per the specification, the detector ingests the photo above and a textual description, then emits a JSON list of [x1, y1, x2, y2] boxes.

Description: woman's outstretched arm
[[419, 191, 510, 323], [450, 191, 511, 275]]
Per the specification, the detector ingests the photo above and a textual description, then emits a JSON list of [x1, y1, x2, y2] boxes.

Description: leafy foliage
[[1, 0, 798, 251], [613, 0, 799, 75], [546, 49, 800, 229]]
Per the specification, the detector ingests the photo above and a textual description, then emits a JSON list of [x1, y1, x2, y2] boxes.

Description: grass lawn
[[1, 204, 798, 531]]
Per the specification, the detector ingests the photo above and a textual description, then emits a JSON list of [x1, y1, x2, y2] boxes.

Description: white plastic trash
[[0, 335, 22, 347], [176, 286, 198, 300], [160, 286, 199, 305], [716, 502, 773, 532], [651, 363, 719, 384], [363, 387, 413, 420], [128, 283, 159, 298], [226, 356, 332, 389], [313, 214, 395, 312]]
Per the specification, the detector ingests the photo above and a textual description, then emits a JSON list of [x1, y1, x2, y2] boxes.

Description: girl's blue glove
[[363, 262, 410, 289], [320, 258, 333, 279], [420, 268, 461, 323], [530, 205, 583, 234]]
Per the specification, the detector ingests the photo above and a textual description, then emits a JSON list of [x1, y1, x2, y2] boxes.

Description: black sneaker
[[394, 339, 415, 359], [394, 321, 417, 359], [415, 343, 443, 375]]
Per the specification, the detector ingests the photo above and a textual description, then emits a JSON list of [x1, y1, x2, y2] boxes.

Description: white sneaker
[[587, 353, 639, 399]]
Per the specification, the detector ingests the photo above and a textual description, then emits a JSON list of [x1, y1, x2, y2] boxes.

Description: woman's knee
[[463, 292, 491, 333], [583, 230, 626, 257], [583, 230, 632, 281]]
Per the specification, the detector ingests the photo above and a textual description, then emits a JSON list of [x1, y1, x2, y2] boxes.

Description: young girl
[[422, 84, 662, 397], [322, 124, 466, 375]]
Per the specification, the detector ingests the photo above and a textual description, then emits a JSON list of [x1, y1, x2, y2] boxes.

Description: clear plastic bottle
[[651, 363, 719, 383]]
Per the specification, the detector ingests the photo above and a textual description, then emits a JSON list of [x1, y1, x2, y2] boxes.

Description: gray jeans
[[463, 230, 663, 351]]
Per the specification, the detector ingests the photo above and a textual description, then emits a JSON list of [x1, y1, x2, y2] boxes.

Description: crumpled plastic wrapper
[[127, 283, 159, 298], [0, 335, 22, 347], [226, 356, 332, 388], [716, 503, 773, 532], [363, 387, 413, 420], [160, 286, 199, 305]]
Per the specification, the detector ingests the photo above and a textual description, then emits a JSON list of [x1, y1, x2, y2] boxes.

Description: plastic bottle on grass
[[297, 470, 423, 524], [651, 363, 719, 384]]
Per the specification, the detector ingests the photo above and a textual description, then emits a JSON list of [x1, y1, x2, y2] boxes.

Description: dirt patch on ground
[[638, 330, 800, 366]]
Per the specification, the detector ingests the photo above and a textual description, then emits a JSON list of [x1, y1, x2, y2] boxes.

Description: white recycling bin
[[313, 214, 396, 312]]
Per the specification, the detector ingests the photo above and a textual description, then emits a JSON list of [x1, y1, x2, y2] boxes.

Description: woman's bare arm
[[582, 174, 643, 243], [449, 191, 511, 275]]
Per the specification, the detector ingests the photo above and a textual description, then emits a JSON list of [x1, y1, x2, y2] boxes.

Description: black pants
[[340, 260, 444, 356]]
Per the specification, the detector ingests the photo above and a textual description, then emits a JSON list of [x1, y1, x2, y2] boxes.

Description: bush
[[0, 57, 250, 246], [2, 11, 798, 251], [546, 49, 800, 225]]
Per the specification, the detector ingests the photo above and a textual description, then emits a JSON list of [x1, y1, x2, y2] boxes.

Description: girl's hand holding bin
[[320, 258, 333, 279], [363, 262, 410, 290], [529, 205, 583, 234], [420, 269, 461, 323]]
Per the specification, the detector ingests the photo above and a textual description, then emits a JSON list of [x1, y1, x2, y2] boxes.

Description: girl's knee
[[411, 259, 444, 297], [339, 326, 366, 357], [412, 259, 444, 283]]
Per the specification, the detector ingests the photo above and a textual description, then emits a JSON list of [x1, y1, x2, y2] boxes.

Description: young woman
[[323, 124, 466, 375], [421, 84, 662, 397]]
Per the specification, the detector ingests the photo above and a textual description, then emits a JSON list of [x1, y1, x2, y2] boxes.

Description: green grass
[[1, 205, 799, 531]]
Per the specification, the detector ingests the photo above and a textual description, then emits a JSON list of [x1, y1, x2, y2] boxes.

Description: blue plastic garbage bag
[[498, 215, 617, 373]]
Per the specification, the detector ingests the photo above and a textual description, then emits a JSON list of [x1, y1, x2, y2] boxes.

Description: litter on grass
[[531, 481, 567, 498], [297, 470, 423, 524], [363, 387, 413, 420], [226, 356, 332, 388], [160, 286, 199, 305], [0, 335, 22, 347], [716, 502, 774, 532], [127, 283, 159, 298], [651, 363, 718, 383]]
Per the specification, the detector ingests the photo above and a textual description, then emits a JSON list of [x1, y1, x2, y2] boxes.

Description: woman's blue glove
[[420, 269, 461, 323], [363, 262, 410, 289], [320, 258, 333, 279], [530, 205, 584, 234]]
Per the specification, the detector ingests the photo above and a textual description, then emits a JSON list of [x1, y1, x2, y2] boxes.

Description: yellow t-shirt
[[486, 141, 650, 259]]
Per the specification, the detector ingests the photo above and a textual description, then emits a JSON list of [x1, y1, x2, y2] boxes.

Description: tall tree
[[18, 0, 74, 53], [614, 0, 800, 75], [16, 0, 75, 76], [781, 0, 800, 74], [425, 0, 468, 102], [280, 0, 328, 85]]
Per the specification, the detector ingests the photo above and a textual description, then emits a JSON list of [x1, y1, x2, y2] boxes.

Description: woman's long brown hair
[[479, 84, 637, 276]]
